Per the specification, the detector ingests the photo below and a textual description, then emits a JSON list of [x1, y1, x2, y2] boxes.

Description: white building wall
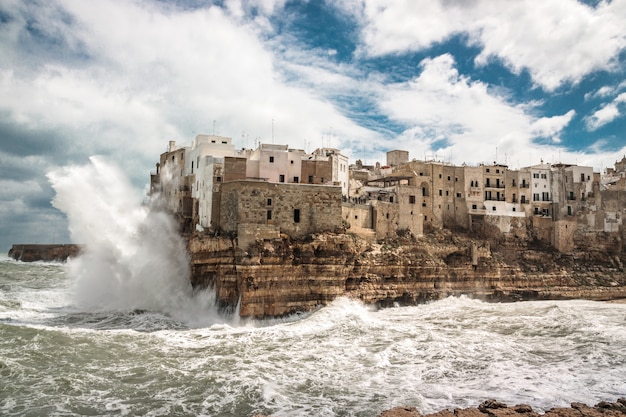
[[249, 144, 290, 183], [570, 165, 594, 197], [530, 164, 552, 204], [195, 156, 224, 228], [186, 134, 235, 178], [287, 149, 305, 183]]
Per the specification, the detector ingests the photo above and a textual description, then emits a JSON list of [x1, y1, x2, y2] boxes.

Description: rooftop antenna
[[213, 120, 216, 135]]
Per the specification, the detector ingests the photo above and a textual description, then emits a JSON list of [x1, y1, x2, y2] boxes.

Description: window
[[267, 210, 272, 220], [534, 207, 539, 215], [533, 173, 539, 178], [308, 176, 313, 183], [486, 168, 490, 173], [438, 189, 442, 196], [422, 187, 428, 197], [269, 156, 274, 163], [294, 176, 299, 183], [492, 206, 496, 211], [541, 173, 547, 179], [290, 160, 294, 164], [456, 192, 462, 198], [409, 195, 416, 204], [486, 179, 491, 187], [389, 196, 394, 203], [216, 176, 222, 182], [568, 206, 572, 215], [191, 161, 194, 174], [447, 176, 451, 181], [472, 204, 477, 210], [438, 174, 442, 179], [279, 174, 285, 183], [267, 198, 272, 206], [496, 169, 500, 173], [512, 179, 516, 186], [445, 190, 449, 196], [533, 193, 539, 201], [294, 209, 300, 223]]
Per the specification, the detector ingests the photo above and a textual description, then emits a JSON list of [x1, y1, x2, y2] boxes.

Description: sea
[[1, 258, 626, 417], [2, 157, 625, 416]]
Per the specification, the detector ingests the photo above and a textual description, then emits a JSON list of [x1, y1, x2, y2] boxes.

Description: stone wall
[[219, 180, 343, 243]]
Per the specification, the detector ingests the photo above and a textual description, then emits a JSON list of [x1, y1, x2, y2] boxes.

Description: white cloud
[[378, 54, 577, 166], [342, 0, 626, 91], [585, 92, 626, 130]]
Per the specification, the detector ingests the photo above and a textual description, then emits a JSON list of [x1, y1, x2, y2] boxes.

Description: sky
[[1, 0, 626, 251]]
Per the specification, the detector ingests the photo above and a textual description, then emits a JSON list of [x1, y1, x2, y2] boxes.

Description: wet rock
[[378, 406, 421, 417]]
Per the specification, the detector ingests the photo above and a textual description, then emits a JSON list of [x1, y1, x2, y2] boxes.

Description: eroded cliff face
[[188, 230, 626, 319]]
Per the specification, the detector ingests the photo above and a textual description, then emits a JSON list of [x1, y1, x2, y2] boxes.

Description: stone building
[[219, 180, 343, 249]]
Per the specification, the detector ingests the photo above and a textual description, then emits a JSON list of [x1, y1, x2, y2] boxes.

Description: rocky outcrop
[[378, 399, 626, 417], [188, 229, 626, 319], [250, 399, 626, 417], [8, 244, 82, 262]]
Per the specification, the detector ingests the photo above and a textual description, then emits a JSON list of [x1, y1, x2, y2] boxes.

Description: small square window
[[267, 198, 272, 206], [269, 156, 274, 163]]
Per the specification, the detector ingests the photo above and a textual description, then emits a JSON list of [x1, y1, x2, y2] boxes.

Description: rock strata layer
[[188, 229, 626, 318]]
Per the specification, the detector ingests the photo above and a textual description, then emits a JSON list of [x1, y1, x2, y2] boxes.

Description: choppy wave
[[2, 261, 626, 417]]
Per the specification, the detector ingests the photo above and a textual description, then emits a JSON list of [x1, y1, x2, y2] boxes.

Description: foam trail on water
[[47, 156, 220, 326]]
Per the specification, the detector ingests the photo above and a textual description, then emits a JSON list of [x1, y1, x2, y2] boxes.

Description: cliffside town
[[150, 134, 626, 317]]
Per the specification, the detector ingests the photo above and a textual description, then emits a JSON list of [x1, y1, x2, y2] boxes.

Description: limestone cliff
[[188, 229, 626, 318]]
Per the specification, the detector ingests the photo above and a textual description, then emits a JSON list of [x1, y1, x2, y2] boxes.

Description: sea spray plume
[[47, 156, 198, 319]]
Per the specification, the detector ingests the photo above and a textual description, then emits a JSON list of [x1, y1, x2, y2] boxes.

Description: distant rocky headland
[[7, 244, 82, 262]]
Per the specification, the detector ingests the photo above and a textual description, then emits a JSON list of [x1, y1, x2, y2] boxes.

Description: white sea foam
[[47, 156, 222, 326]]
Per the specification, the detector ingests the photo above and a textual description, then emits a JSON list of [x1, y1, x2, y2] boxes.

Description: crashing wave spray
[[47, 156, 221, 326]]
